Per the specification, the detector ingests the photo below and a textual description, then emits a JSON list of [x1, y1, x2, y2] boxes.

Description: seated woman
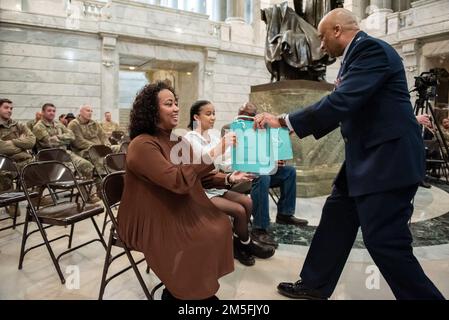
[[117, 82, 237, 300], [184, 100, 275, 267]]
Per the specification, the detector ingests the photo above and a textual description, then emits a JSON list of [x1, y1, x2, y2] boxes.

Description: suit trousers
[[299, 181, 445, 300]]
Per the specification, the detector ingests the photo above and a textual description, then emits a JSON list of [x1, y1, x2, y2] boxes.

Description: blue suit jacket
[[288, 31, 425, 196]]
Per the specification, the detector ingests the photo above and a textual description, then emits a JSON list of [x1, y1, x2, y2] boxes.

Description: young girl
[[184, 100, 275, 266]]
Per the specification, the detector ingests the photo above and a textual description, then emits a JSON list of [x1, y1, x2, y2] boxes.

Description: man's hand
[[416, 114, 431, 127], [253, 112, 281, 129]]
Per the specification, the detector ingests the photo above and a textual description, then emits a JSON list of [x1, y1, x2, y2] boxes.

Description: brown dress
[[117, 130, 234, 299]]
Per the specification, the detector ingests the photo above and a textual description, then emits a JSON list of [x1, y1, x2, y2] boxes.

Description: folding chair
[[119, 141, 129, 154], [36, 148, 95, 202], [109, 130, 125, 145], [19, 161, 107, 284], [0, 155, 38, 232], [103, 153, 126, 174], [99, 171, 161, 300], [100, 153, 127, 234], [269, 186, 281, 206], [88, 145, 113, 179]]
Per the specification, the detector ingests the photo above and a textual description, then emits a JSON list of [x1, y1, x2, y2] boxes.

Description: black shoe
[[277, 280, 327, 300], [420, 180, 432, 189], [245, 240, 275, 259], [251, 229, 279, 248], [233, 238, 255, 266], [161, 288, 181, 300], [276, 214, 308, 227]]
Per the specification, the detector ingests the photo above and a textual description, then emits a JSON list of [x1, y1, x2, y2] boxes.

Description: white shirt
[[184, 130, 232, 172]]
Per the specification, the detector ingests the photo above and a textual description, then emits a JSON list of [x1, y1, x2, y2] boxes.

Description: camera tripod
[[413, 93, 449, 183]]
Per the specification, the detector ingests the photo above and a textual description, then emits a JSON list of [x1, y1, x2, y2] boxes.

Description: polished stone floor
[[0, 183, 448, 300]]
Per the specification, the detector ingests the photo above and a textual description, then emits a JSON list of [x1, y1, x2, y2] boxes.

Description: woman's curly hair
[[129, 81, 176, 139]]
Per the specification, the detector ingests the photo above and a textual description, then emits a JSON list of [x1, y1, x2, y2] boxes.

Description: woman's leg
[[222, 191, 252, 223], [210, 195, 249, 241]]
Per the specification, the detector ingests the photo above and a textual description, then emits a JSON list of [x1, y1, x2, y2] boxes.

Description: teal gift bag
[[230, 119, 276, 174], [230, 118, 293, 173], [270, 128, 293, 161]]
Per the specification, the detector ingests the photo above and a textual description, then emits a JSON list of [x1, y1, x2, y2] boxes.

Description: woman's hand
[[229, 171, 255, 184]]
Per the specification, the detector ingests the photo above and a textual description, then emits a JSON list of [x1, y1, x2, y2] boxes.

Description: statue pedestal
[[250, 80, 344, 198]]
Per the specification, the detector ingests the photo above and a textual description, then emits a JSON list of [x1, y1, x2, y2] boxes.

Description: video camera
[[412, 70, 438, 98]]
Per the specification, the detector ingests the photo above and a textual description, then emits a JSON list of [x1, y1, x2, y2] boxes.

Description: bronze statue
[[261, 1, 343, 82], [294, 0, 344, 28]]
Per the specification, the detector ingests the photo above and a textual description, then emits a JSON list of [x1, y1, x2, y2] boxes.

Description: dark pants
[[300, 182, 445, 300]]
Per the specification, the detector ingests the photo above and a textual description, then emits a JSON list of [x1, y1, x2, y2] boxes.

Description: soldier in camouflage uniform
[[0, 98, 36, 190], [68, 105, 119, 199], [68, 105, 120, 160], [101, 111, 120, 142], [33, 103, 94, 179], [0, 99, 36, 216], [26, 111, 42, 131], [440, 118, 449, 143]]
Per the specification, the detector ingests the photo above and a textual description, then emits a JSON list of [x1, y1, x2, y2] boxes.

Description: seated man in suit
[[222, 102, 308, 248]]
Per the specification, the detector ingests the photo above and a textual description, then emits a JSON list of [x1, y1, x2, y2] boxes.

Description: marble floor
[[0, 183, 448, 300]]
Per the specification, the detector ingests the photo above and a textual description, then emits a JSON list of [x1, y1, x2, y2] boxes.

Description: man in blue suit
[[254, 8, 444, 300]]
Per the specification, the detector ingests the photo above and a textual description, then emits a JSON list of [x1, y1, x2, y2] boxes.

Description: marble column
[[101, 34, 119, 121], [225, 0, 245, 22], [344, 0, 370, 20], [365, 0, 392, 35], [369, 0, 392, 12], [212, 0, 226, 21], [401, 40, 421, 105]]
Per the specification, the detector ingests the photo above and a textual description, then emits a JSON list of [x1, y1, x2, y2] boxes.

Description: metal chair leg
[[68, 224, 75, 249], [123, 248, 152, 300], [12, 202, 19, 229], [98, 230, 114, 300], [18, 208, 30, 270], [101, 212, 109, 236]]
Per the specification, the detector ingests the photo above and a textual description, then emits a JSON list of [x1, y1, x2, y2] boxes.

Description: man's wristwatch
[[278, 113, 289, 128]]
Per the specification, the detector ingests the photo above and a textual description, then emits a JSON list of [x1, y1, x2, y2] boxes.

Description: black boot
[[245, 240, 275, 259], [233, 237, 255, 266]]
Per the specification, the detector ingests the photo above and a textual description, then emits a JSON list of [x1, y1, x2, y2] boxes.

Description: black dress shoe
[[276, 214, 308, 227], [233, 237, 255, 266], [277, 280, 327, 300], [251, 229, 279, 248], [419, 180, 432, 189], [246, 240, 275, 259]]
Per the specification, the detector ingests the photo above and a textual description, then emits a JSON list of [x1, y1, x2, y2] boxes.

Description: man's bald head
[[79, 104, 93, 121], [238, 102, 258, 117], [317, 8, 360, 58]]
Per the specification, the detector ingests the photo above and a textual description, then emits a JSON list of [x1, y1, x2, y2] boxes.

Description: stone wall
[[0, 0, 272, 127], [0, 24, 102, 120]]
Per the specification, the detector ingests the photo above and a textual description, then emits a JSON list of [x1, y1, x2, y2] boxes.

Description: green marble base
[[250, 80, 344, 197]]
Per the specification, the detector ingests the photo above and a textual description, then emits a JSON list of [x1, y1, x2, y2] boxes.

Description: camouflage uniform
[[68, 116, 119, 192], [101, 121, 120, 138], [68, 116, 120, 157], [26, 119, 38, 131], [33, 119, 94, 179], [441, 127, 449, 143], [0, 118, 36, 192]]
